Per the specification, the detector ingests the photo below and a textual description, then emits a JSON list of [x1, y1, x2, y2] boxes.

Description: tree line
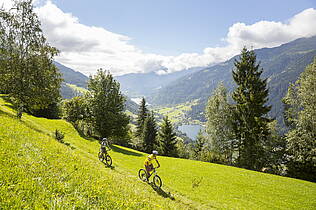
[[199, 48, 316, 182], [132, 98, 178, 157], [1, 0, 314, 183]]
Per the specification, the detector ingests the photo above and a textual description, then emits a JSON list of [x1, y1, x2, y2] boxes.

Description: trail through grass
[[1, 95, 315, 209]]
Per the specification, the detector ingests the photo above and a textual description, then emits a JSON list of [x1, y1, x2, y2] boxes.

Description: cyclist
[[144, 150, 160, 178], [100, 137, 111, 154]]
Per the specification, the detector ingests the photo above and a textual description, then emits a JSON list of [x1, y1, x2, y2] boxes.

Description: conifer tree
[[158, 116, 178, 157], [193, 130, 206, 160], [142, 112, 158, 153], [136, 97, 148, 137], [283, 57, 316, 182], [232, 47, 271, 170]]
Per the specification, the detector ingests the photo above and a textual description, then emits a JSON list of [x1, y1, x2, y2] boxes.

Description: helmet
[[152, 150, 158, 155], [102, 137, 107, 141]]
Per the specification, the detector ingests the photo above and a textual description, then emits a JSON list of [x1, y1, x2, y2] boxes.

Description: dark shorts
[[145, 164, 154, 173], [101, 147, 107, 153]]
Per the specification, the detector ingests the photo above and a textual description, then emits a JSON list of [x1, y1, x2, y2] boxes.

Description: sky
[[2, 0, 316, 76]]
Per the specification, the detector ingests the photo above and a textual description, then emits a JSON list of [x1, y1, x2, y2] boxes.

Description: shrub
[[55, 129, 65, 143]]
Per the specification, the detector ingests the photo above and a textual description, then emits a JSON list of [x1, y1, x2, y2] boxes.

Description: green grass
[[1, 95, 316, 209], [66, 83, 88, 94], [154, 100, 200, 124]]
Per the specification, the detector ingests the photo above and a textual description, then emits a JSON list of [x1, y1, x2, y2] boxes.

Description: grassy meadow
[[0, 95, 315, 209]]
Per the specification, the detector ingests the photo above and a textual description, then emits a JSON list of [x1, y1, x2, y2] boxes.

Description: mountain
[[150, 36, 316, 124], [55, 61, 139, 114], [54, 61, 88, 88], [54, 61, 89, 99], [115, 67, 202, 97]]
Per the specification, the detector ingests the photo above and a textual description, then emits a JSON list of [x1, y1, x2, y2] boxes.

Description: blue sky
[[19, 0, 316, 75], [48, 0, 316, 55]]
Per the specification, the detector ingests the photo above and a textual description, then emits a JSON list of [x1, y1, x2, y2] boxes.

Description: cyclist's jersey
[[100, 141, 110, 153], [144, 154, 156, 165]]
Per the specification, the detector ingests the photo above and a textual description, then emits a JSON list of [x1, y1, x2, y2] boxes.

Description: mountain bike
[[98, 147, 112, 167], [138, 167, 162, 188]]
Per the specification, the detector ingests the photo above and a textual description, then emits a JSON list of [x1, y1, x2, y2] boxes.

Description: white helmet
[[152, 150, 158, 155]]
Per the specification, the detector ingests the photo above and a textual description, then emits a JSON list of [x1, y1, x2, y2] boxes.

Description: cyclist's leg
[[145, 164, 153, 178]]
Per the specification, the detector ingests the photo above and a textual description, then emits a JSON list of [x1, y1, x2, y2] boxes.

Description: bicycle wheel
[[98, 151, 104, 162], [138, 169, 148, 182], [153, 175, 162, 188], [105, 155, 112, 167]]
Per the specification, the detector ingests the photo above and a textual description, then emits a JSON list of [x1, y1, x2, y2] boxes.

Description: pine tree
[[283, 57, 316, 182], [205, 82, 235, 164], [142, 112, 158, 153], [193, 130, 206, 160], [0, 0, 62, 117], [159, 116, 178, 157], [136, 97, 148, 137], [232, 47, 271, 170], [87, 69, 129, 141]]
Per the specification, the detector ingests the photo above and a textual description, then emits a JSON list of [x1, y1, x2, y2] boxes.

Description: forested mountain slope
[[150, 36, 316, 123]]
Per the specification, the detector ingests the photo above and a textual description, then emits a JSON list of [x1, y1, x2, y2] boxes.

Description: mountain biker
[[144, 150, 160, 178], [100, 137, 110, 154]]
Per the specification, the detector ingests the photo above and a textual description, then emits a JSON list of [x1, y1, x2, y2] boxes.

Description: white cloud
[[225, 8, 316, 49], [32, 2, 316, 75], [0, 0, 14, 10]]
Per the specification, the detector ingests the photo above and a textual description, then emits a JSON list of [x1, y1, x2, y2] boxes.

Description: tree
[[87, 69, 129, 141], [62, 96, 87, 124], [135, 97, 148, 137], [158, 116, 178, 157], [283, 57, 316, 182], [193, 129, 206, 160], [205, 83, 235, 164], [232, 47, 271, 170], [0, 0, 62, 117], [62, 96, 93, 136], [142, 112, 158, 153]]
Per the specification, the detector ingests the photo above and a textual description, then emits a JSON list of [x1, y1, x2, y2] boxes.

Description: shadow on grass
[[111, 145, 143, 157], [75, 127, 99, 142], [0, 108, 16, 118], [101, 161, 115, 170], [63, 142, 76, 150], [150, 183, 175, 200], [0, 108, 49, 137]]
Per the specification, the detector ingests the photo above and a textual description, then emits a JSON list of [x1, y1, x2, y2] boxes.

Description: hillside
[[1, 95, 315, 209], [54, 61, 139, 114], [55, 61, 88, 89], [150, 36, 316, 123]]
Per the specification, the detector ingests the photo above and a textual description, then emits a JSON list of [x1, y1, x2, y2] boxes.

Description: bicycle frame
[[148, 168, 158, 179]]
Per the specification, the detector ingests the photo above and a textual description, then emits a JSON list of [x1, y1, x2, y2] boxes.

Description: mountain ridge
[[115, 67, 202, 97], [149, 36, 316, 123]]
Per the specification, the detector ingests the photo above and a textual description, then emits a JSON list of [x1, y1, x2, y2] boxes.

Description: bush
[[55, 129, 65, 143]]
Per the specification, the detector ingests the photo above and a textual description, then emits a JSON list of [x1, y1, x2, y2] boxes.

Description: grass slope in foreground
[[0, 95, 315, 209]]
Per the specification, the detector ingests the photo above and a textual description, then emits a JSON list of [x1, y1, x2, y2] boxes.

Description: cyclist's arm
[[155, 159, 160, 168]]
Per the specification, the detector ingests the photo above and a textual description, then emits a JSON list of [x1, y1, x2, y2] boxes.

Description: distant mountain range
[[55, 61, 139, 114], [115, 67, 202, 97], [56, 36, 316, 126], [149, 36, 316, 124]]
